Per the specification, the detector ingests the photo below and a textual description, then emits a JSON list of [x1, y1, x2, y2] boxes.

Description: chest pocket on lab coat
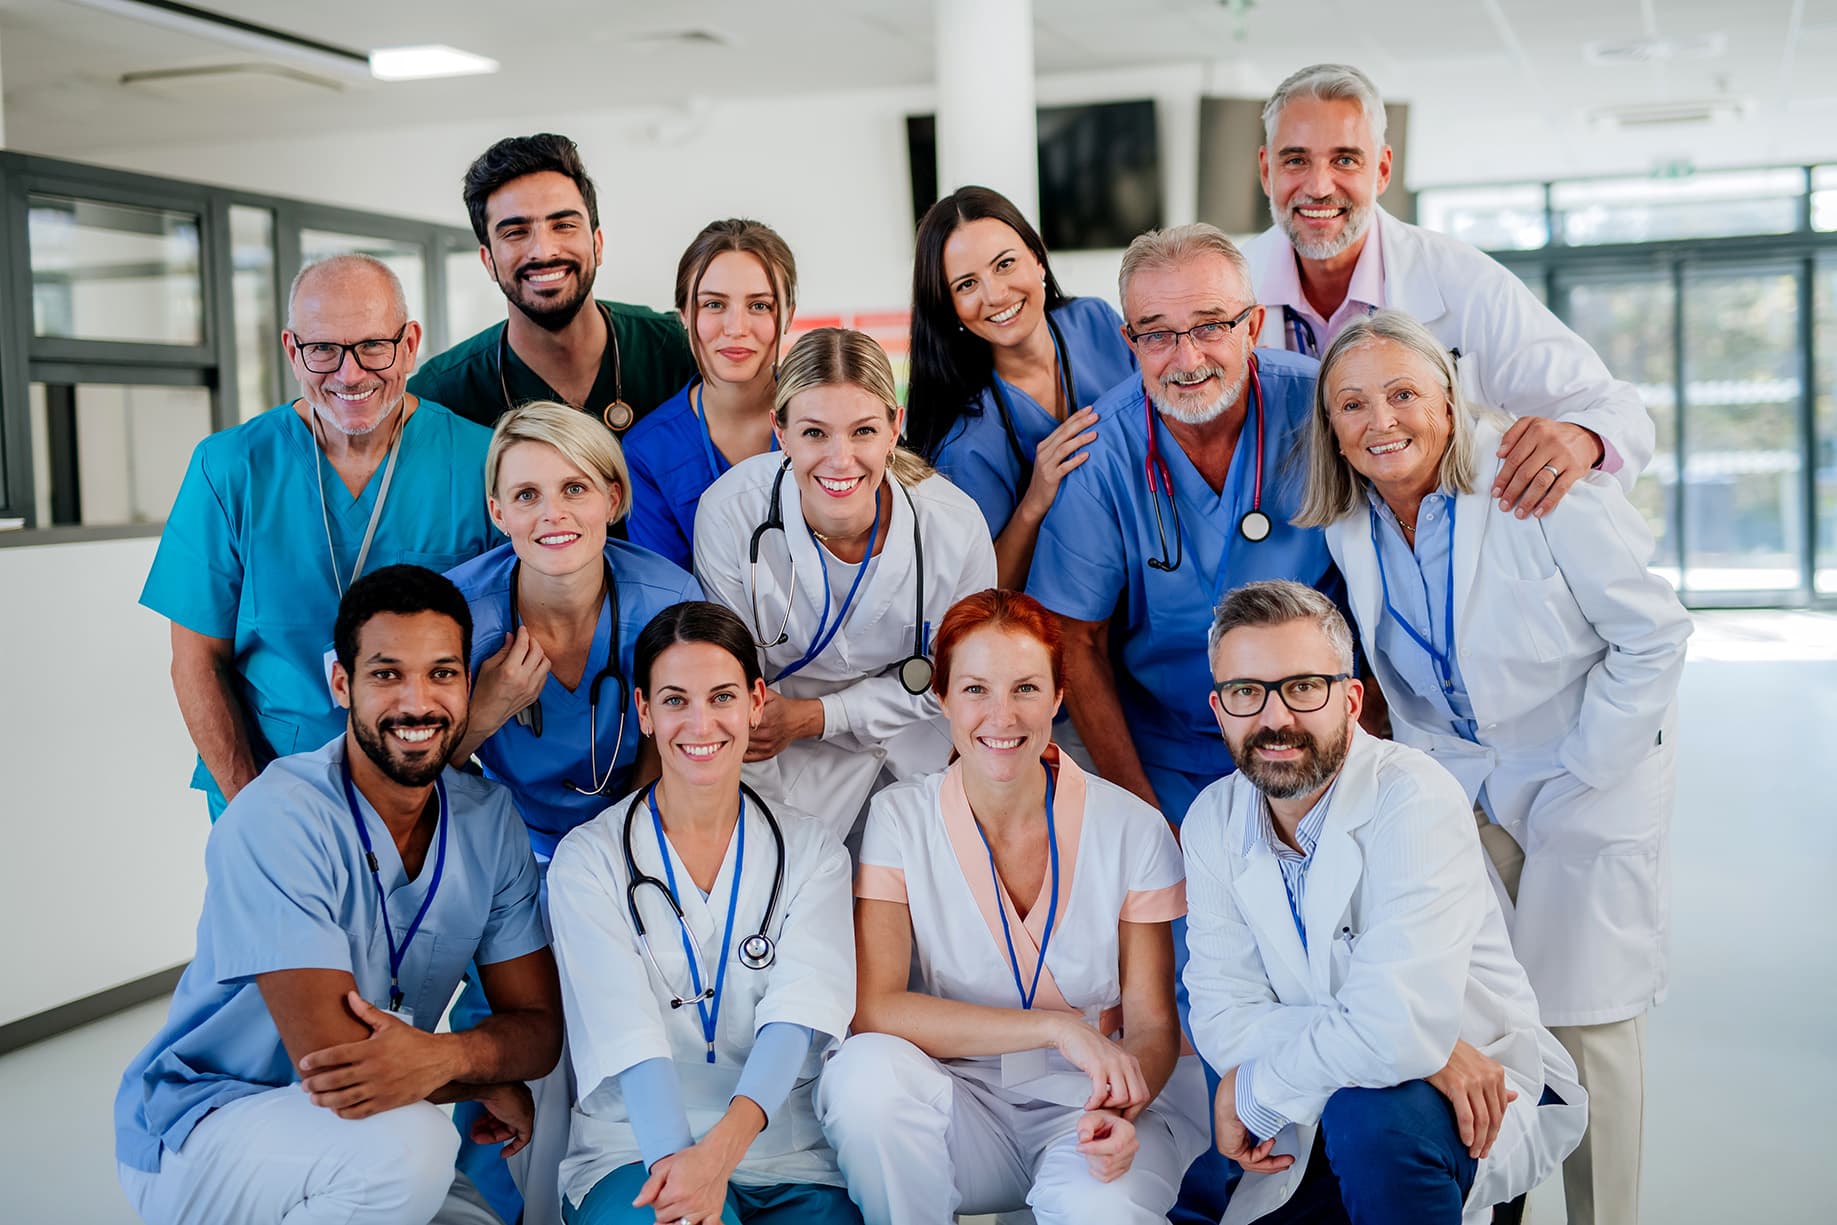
[[1491, 571, 1591, 664]]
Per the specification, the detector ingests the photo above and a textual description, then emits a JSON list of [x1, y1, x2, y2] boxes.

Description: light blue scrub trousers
[[563, 1162, 862, 1225]]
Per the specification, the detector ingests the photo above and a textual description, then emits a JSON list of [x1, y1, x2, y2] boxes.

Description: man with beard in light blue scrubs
[[143, 255, 497, 819]]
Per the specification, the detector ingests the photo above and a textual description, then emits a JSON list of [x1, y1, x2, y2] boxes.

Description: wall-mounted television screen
[[907, 99, 1163, 250]]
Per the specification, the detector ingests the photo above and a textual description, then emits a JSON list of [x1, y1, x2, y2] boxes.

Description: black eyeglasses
[[1125, 304, 1257, 356], [291, 325, 408, 374], [1212, 672, 1351, 717]]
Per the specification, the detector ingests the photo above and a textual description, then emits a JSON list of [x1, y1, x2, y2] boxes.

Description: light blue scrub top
[[1367, 489, 1480, 743], [446, 539, 702, 858], [1026, 349, 1338, 783], [932, 296, 1139, 537], [140, 402, 497, 811], [113, 737, 547, 1172]]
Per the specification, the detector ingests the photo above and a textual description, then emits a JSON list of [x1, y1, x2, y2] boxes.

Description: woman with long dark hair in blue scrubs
[[905, 186, 1138, 589], [444, 400, 702, 1225], [623, 220, 797, 571]]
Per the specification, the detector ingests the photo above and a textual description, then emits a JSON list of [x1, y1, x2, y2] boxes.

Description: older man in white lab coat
[[1182, 581, 1585, 1225], [1245, 63, 1654, 533]]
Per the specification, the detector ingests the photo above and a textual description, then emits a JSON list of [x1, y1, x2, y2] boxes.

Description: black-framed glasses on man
[[291, 325, 408, 374], [1125, 304, 1258, 356], [1212, 672, 1352, 718]]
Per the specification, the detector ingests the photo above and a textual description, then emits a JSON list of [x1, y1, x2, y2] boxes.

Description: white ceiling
[[4, 0, 1836, 177]]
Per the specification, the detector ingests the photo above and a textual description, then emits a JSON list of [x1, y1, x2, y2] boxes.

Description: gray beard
[[1280, 201, 1375, 262], [1150, 364, 1247, 426]]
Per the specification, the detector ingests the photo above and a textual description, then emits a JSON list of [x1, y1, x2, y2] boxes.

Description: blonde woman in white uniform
[[546, 601, 861, 1225], [692, 328, 997, 842], [817, 590, 1209, 1224]]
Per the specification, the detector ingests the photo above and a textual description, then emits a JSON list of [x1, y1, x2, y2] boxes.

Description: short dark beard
[[352, 714, 457, 788], [1227, 720, 1350, 801], [493, 257, 593, 333]]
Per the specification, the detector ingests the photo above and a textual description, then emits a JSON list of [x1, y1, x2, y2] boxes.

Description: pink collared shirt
[[1260, 218, 1387, 358]]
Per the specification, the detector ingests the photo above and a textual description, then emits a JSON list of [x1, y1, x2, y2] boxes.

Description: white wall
[[65, 64, 1215, 323], [0, 538, 206, 1026]]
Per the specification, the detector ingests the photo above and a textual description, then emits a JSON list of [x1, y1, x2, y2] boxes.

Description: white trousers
[[1479, 812, 1646, 1225], [817, 1033, 1206, 1225], [118, 1084, 499, 1225]]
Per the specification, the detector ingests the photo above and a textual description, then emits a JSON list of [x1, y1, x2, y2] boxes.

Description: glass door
[[1679, 264, 1805, 596], [1553, 269, 1680, 586]]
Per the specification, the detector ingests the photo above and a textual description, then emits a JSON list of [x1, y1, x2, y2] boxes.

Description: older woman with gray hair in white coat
[[1293, 308, 1689, 1225]]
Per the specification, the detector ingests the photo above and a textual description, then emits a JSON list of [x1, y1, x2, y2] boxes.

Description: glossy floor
[[5, 611, 1834, 1224]]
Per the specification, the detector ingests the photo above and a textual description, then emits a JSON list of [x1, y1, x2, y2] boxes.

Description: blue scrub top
[[932, 296, 1139, 538], [624, 380, 780, 572], [140, 401, 497, 811], [113, 738, 547, 1172], [446, 539, 702, 858], [1026, 349, 1338, 781]]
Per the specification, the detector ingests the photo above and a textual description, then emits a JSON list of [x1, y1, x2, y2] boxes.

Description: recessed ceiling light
[[368, 45, 499, 82]]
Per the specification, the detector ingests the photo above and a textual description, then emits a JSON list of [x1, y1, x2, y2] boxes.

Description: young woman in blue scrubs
[[906, 186, 1137, 587], [623, 220, 797, 570], [443, 400, 702, 1224]]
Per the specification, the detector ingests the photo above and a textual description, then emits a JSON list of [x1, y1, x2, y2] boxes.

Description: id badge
[[1000, 1048, 1049, 1087]]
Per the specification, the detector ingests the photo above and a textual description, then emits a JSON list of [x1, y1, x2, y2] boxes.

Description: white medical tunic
[[546, 787, 856, 1204], [693, 454, 998, 837], [855, 752, 1208, 1127], [114, 738, 547, 1172]]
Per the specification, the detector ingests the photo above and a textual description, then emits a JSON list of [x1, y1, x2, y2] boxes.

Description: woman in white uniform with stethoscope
[[817, 590, 1209, 1224], [692, 327, 997, 843], [546, 601, 861, 1225], [1294, 309, 1691, 1225]]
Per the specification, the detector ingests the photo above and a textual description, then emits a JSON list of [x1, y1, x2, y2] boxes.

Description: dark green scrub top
[[408, 299, 696, 431]]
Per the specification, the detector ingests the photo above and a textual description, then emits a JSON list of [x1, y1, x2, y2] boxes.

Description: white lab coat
[[1183, 730, 1588, 1225], [546, 789, 856, 1207], [1247, 208, 1656, 487], [694, 453, 998, 839], [1326, 417, 1691, 1024]]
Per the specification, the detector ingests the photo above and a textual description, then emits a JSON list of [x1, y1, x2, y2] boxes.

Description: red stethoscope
[[1143, 356, 1270, 573]]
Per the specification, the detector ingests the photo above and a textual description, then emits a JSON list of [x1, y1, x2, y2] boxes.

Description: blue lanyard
[[1284, 306, 1319, 359], [771, 493, 881, 683], [650, 789, 745, 1062], [972, 763, 1060, 1010], [341, 753, 448, 1013], [1368, 499, 1459, 695], [691, 380, 776, 478]]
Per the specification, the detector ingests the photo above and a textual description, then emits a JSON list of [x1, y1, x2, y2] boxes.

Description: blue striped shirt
[[1236, 780, 1336, 1144]]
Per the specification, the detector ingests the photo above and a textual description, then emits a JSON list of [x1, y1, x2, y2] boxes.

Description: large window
[[0, 152, 473, 537]]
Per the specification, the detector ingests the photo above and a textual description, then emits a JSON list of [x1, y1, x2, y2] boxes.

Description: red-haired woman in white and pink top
[[815, 589, 1208, 1225]]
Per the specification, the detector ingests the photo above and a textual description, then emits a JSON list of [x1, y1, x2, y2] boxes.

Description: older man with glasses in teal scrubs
[[142, 253, 498, 820]]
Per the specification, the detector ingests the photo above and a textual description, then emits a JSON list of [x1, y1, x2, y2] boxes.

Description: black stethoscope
[[622, 782, 785, 1024], [1283, 305, 1321, 359], [1144, 355, 1271, 573], [507, 558, 627, 794], [495, 301, 635, 431], [747, 458, 934, 696], [987, 314, 1077, 476]]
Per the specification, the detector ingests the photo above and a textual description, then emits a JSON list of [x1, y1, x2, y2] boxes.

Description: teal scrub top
[[140, 401, 497, 811], [113, 738, 548, 1172], [1025, 349, 1340, 782], [446, 539, 703, 858], [407, 300, 696, 431]]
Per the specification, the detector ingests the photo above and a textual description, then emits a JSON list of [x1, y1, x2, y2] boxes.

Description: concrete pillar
[[933, 0, 1038, 221]]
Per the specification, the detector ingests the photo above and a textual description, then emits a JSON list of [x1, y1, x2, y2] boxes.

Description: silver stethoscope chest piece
[[897, 653, 935, 696], [1239, 509, 1272, 543], [739, 932, 776, 971]]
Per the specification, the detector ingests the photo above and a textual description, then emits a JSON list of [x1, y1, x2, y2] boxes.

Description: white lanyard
[[310, 404, 404, 599]]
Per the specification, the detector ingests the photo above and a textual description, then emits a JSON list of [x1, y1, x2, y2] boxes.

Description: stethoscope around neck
[[507, 557, 627, 794], [988, 313, 1076, 476], [747, 457, 935, 696], [495, 300, 634, 431], [1144, 355, 1271, 573], [622, 780, 786, 1002]]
